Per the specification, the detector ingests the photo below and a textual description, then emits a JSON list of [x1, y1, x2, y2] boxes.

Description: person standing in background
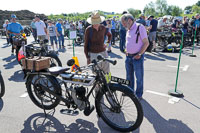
[[34, 15, 47, 43], [111, 17, 116, 45], [3, 20, 10, 44], [30, 19, 37, 42], [119, 11, 128, 53], [56, 18, 65, 49]]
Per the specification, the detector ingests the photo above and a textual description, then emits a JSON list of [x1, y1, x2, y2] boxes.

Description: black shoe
[[107, 50, 112, 53]]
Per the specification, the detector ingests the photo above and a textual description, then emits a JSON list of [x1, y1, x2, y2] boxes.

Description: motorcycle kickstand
[[41, 98, 47, 118]]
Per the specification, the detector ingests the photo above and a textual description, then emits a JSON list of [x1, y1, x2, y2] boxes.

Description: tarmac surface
[[0, 35, 199, 133]]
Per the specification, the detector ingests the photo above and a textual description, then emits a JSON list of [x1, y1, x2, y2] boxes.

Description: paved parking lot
[[0, 36, 199, 133]]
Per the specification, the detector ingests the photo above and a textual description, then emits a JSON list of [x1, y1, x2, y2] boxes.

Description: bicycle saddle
[[49, 67, 70, 75]]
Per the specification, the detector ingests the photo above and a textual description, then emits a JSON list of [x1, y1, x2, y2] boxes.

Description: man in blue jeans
[[120, 14, 149, 100], [56, 19, 64, 49]]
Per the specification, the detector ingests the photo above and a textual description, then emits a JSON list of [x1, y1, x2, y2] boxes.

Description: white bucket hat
[[87, 11, 105, 25]]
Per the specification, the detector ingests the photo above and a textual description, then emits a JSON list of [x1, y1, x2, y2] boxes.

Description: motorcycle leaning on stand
[[25, 55, 143, 132]]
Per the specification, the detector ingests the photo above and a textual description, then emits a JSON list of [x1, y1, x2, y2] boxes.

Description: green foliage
[[155, 0, 168, 16], [47, 1, 200, 21], [196, 1, 200, 6], [184, 6, 192, 11], [127, 8, 141, 18], [144, 2, 157, 16], [171, 6, 183, 16], [192, 5, 200, 13]]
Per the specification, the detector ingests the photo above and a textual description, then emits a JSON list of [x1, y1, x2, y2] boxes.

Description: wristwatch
[[138, 53, 142, 56]]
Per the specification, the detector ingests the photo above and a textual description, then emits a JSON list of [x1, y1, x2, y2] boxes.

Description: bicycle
[[25, 55, 143, 132], [0, 70, 5, 98]]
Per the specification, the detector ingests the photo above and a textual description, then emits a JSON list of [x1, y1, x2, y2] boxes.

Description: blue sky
[[0, 0, 199, 15]]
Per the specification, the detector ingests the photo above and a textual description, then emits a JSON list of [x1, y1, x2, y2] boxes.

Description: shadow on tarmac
[[21, 113, 99, 133], [0, 99, 4, 112], [139, 100, 194, 133], [182, 98, 200, 110], [108, 52, 123, 59], [145, 54, 165, 61], [2, 54, 16, 62], [1, 43, 11, 49], [152, 52, 177, 61], [3, 58, 18, 69], [8, 70, 25, 82]]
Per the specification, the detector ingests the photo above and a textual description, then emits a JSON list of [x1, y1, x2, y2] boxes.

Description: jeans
[[50, 36, 57, 45], [111, 29, 115, 45], [58, 31, 64, 46], [119, 29, 126, 52], [32, 28, 37, 41], [125, 55, 144, 98]]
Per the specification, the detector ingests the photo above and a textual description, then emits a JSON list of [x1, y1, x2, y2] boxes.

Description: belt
[[127, 53, 138, 57]]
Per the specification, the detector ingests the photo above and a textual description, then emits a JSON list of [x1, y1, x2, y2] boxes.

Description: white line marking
[[67, 52, 82, 55], [167, 65, 189, 71], [20, 92, 28, 98], [182, 65, 189, 71], [146, 90, 181, 104], [146, 90, 170, 98], [168, 97, 180, 104]]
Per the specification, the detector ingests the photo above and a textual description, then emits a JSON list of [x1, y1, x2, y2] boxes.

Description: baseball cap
[[11, 14, 17, 18]]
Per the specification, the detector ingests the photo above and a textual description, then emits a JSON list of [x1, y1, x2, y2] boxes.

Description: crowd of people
[[2, 11, 200, 100]]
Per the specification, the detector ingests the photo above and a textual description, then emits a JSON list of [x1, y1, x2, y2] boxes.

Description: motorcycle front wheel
[[95, 83, 143, 132]]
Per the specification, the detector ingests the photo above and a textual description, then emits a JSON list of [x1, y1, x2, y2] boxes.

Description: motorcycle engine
[[75, 86, 86, 100], [71, 86, 86, 110]]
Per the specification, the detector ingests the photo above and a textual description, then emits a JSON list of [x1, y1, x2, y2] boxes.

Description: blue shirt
[[150, 19, 158, 32], [30, 21, 36, 29], [111, 20, 116, 29], [193, 19, 200, 28], [56, 22, 62, 32], [7, 22, 23, 34]]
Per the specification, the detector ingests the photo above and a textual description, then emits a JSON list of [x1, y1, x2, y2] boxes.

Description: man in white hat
[[84, 11, 112, 74]]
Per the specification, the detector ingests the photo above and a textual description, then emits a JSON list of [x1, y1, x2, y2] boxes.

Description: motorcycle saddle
[[49, 67, 70, 75]]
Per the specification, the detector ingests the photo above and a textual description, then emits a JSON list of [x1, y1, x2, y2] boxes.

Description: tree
[[171, 6, 183, 16], [155, 0, 168, 16], [192, 5, 200, 13], [166, 5, 173, 15], [184, 6, 192, 11], [196, 1, 200, 6], [127, 8, 141, 18], [143, 2, 157, 16]]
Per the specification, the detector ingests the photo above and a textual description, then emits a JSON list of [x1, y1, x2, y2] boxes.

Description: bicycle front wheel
[[95, 83, 143, 132]]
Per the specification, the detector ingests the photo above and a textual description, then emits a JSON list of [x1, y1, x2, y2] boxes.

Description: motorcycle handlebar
[[97, 54, 117, 65]]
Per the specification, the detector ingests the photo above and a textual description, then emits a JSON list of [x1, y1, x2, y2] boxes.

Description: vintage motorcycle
[[25, 55, 143, 132]]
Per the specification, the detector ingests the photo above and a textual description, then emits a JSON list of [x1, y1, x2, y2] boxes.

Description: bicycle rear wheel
[[96, 83, 143, 132]]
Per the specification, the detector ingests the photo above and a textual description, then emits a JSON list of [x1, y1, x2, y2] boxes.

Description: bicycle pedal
[[60, 109, 79, 116]]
